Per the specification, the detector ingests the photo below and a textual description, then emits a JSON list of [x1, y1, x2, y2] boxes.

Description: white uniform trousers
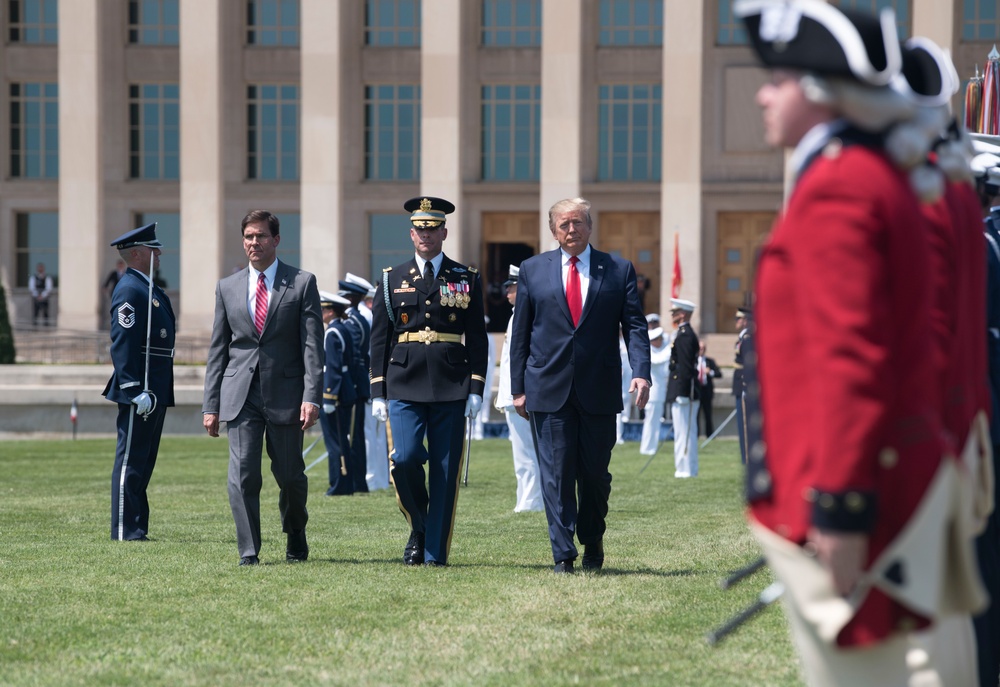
[[364, 400, 390, 490], [639, 400, 664, 455], [504, 408, 544, 512], [671, 398, 700, 478]]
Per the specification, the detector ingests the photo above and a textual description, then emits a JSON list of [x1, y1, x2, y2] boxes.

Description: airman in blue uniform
[[319, 291, 358, 495], [369, 196, 489, 566], [102, 223, 175, 541], [339, 277, 372, 494]]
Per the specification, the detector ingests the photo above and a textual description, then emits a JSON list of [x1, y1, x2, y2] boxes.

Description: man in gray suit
[[202, 209, 324, 566]]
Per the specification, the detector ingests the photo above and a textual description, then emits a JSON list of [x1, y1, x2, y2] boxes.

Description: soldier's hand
[[372, 399, 388, 422], [203, 413, 220, 438], [322, 403, 336, 415], [301, 403, 319, 431], [465, 394, 483, 419], [132, 392, 153, 416], [806, 528, 869, 598]]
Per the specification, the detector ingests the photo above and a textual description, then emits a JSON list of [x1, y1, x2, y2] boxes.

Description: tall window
[[247, 85, 299, 181], [365, 0, 421, 46], [15, 212, 58, 288], [129, 84, 180, 180], [10, 83, 58, 179], [598, 0, 663, 46], [370, 213, 413, 280], [834, 0, 909, 40], [482, 0, 541, 46], [135, 212, 180, 289], [276, 212, 301, 266], [481, 84, 540, 181], [8, 0, 57, 43], [963, 0, 1000, 41], [128, 0, 180, 45], [364, 85, 421, 181], [716, 0, 747, 45], [247, 0, 300, 46], [598, 83, 662, 182]]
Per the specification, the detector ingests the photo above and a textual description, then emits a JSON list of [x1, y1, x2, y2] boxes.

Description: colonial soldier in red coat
[[735, 1, 986, 683]]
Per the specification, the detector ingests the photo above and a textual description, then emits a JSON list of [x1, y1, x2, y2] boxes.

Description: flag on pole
[[70, 397, 78, 440], [671, 233, 682, 298]]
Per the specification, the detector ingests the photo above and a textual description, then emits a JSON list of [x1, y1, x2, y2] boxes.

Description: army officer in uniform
[[370, 197, 489, 566], [103, 223, 175, 541]]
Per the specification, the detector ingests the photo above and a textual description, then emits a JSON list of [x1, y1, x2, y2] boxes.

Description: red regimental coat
[[752, 140, 949, 647]]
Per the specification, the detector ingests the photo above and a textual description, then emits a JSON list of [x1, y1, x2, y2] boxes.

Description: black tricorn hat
[[895, 37, 958, 107], [735, 0, 901, 87]]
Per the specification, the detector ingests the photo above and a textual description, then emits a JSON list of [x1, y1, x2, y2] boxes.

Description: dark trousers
[[735, 393, 748, 464], [973, 446, 1000, 687], [530, 389, 615, 564], [349, 399, 369, 493], [226, 374, 308, 558], [698, 389, 715, 436], [33, 299, 49, 325], [111, 401, 166, 540], [387, 399, 466, 565], [323, 405, 354, 495]]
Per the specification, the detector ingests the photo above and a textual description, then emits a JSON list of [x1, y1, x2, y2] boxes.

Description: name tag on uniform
[[394, 288, 416, 293]]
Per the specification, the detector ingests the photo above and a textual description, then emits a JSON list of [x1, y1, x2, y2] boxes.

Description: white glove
[[323, 403, 336, 415], [132, 391, 152, 416], [372, 398, 388, 422], [465, 394, 483, 419]]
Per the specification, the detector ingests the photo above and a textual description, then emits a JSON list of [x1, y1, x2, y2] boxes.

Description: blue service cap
[[110, 222, 162, 250], [404, 196, 455, 228]]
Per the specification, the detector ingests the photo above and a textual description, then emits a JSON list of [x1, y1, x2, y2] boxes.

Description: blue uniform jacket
[[324, 319, 358, 407], [103, 267, 175, 406]]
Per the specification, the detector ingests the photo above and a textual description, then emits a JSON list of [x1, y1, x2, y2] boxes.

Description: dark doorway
[[483, 242, 534, 332]]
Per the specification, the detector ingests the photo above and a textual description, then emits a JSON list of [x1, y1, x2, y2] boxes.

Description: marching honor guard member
[[369, 196, 489, 566], [736, 1, 986, 684], [318, 291, 358, 496], [103, 223, 175, 541]]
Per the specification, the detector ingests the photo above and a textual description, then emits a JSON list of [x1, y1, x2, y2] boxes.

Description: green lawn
[[0, 435, 801, 686]]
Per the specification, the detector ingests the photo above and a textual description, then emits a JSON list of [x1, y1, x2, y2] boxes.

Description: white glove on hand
[[372, 398, 388, 422], [322, 403, 336, 415], [132, 391, 152, 416], [465, 394, 483, 419]]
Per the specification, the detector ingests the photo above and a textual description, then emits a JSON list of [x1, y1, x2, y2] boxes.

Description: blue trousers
[[531, 390, 615, 563], [323, 405, 354, 494], [111, 402, 166, 540], [387, 399, 466, 565]]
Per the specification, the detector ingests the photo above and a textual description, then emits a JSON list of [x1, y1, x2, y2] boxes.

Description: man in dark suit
[[104, 223, 175, 541], [510, 197, 651, 573], [369, 196, 489, 567], [696, 341, 722, 437], [202, 210, 324, 566]]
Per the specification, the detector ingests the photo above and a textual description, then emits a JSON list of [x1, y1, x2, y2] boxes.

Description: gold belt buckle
[[418, 327, 437, 345]]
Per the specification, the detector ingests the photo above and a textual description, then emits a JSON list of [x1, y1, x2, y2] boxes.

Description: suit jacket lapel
[[549, 250, 573, 325], [579, 249, 605, 326], [231, 267, 256, 335]]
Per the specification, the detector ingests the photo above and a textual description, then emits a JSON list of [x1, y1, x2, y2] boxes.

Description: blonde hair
[[547, 198, 592, 232]]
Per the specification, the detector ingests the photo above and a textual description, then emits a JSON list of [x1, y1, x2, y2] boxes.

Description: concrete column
[[539, 0, 582, 250], [911, 0, 954, 53], [179, 0, 224, 335], [299, 0, 342, 290], [57, 0, 102, 331], [661, 0, 703, 326], [421, 1, 465, 259]]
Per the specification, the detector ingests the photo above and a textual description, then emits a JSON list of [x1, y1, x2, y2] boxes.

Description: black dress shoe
[[553, 559, 575, 574], [424, 560, 447, 567], [286, 529, 309, 562], [239, 556, 260, 566], [582, 540, 604, 570], [403, 531, 425, 566]]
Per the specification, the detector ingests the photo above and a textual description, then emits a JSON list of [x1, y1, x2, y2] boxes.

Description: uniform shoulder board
[[383, 266, 392, 272], [468, 266, 479, 274]]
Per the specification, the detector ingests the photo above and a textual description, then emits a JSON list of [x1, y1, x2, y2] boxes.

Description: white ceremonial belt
[[141, 345, 175, 359]]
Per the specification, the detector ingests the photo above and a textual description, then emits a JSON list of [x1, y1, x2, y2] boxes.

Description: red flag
[[671, 233, 682, 298]]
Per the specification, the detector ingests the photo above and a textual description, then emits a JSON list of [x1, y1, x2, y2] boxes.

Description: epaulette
[[468, 266, 478, 274], [383, 266, 392, 272]]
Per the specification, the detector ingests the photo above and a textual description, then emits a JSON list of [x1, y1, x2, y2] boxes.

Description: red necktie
[[254, 273, 268, 334], [566, 256, 582, 327]]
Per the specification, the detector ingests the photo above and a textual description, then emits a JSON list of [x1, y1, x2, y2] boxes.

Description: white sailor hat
[[645, 313, 661, 324], [670, 298, 696, 313], [502, 264, 520, 288], [648, 327, 665, 341]]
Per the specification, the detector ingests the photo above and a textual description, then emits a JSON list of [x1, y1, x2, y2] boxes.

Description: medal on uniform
[[439, 285, 449, 306], [401, 313, 409, 325], [449, 313, 457, 322]]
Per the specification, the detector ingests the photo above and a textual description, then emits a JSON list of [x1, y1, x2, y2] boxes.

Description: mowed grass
[[0, 435, 801, 686]]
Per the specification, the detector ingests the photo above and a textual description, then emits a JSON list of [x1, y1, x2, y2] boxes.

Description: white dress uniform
[[640, 329, 669, 455], [473, 329, 496, 440], [496, 308, 544, 512], [616, 335, 633, 444]]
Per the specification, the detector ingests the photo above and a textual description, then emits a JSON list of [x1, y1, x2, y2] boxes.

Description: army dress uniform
[[370, 254, 488, 566], [102, 224, 175, 541]]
